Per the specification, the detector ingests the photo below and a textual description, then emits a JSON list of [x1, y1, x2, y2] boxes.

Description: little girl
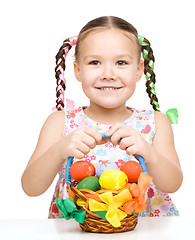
[[21, 16, 183, 218]]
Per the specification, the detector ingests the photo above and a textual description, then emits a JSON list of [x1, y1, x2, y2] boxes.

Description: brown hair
[[75, 16, 141, 61], [55, 16, 159, 111]]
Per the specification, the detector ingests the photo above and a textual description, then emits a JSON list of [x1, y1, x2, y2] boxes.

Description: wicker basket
[[66, 182, 138, 233], [62, 134, 149, 233]]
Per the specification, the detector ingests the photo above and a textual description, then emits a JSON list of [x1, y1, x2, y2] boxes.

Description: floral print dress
[[48, 106, 179, 218]]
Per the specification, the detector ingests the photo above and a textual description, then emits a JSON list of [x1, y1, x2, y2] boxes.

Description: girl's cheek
[[82, 69, 101, 81]]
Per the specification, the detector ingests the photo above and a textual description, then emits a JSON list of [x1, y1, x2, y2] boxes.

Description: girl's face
[[74, 28, 144, 109]]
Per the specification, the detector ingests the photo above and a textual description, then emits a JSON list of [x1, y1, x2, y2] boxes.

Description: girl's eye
[[116, 60, 128, 66], [89, 60, 101, 65]]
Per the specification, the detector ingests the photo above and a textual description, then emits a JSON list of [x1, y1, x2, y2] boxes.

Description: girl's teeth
[[101, 87, 117, 90]]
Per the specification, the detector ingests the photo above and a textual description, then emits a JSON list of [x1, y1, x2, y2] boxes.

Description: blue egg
[[95, 160, 118, 178]]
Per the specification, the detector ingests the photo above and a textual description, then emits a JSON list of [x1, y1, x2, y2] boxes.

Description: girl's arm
[[21, 111, 66, 196], [21, 111, 103, 197], [145, 111, 183, 193], [104, 112, 183, 193]]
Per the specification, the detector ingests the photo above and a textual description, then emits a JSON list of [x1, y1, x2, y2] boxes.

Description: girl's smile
[[74, 28, 144, 110], [95, 87, 122, 91]]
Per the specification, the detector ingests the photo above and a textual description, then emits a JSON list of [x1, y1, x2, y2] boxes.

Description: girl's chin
[[91, 101, 126, 110]]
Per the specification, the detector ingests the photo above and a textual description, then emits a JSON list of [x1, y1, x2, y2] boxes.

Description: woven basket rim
[[80, 213, 138, 233], [66, 181, 139, 233]]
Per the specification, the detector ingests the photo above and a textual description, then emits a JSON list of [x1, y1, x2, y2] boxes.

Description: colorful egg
[[99, 169, 128, 190], [95, 160, 118, 178], [120, 161, 142, 183], [77, 176, 100, 191], [70, 161, 95, 182]]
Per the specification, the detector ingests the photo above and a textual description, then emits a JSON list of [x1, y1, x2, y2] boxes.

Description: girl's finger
[[75, 141, 91, 156], [119, 136, 134, 150], [99, 138, 111, 145], [83, 127, 103, 145], [81, 133, 97, 149], [126, 145, 137, 156], [72, 149, 85, 159], [104, 123, 124, 137], [111, 127, 134, 146]]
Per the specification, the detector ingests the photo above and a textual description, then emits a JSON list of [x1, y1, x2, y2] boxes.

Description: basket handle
[[65, 132, 147, 185]]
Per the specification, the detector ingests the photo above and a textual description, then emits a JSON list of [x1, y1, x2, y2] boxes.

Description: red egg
[[120, 161, 142, 183], [70, 161, 95, 182]]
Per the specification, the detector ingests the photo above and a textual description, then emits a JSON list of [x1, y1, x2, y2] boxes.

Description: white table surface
[[0, 216, 193, 240]]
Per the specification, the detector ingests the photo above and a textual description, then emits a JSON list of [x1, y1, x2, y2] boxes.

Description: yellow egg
[[99, 169, 128, 190]]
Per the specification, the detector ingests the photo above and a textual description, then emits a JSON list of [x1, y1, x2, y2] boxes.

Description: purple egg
[[96, 160, 118, 178]]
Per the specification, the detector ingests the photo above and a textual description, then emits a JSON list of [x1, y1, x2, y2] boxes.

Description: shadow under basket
[[67, 182, 138, 233]]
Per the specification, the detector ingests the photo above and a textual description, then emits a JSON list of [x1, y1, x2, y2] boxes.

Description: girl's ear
[[136, 60, 144, 82], [74, 61, 81, 82]]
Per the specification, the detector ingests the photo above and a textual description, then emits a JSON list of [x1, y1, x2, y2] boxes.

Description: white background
[[0, 0, 194, 219]]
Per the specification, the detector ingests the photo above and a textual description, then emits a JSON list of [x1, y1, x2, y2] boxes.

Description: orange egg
[[120, 161, 142, 183], [70, 161, 95, 182]]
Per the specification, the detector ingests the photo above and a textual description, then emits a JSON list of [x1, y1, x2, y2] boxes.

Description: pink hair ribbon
[[53, 35, 78, 111], [69, 35, 78, 46]]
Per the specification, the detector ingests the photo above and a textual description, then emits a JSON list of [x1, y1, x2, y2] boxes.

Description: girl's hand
[[104, 123, 152, 161], [58, 126, 104, 159]]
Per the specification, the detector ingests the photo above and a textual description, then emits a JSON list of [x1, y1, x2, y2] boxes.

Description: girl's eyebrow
[[115, 55, 133, 60], [84, 55, 101, 60], [84, 55, 133, 60]]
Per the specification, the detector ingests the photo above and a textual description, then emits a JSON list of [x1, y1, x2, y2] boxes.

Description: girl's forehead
[[78, 28, 137, 58]]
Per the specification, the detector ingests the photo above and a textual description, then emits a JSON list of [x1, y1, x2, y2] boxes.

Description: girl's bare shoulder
[[153, 110, 174, 145], [44, 110, 65, 126], [154, 111, 171, 127], [41, 111, 65, 137], [35, 110, 65, 150]]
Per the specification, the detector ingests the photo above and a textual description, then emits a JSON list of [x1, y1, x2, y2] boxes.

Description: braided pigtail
[[138, 35, 160, 111], [55, 36, 77, 111]]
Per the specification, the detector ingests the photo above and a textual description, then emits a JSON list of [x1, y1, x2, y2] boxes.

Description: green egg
[[77, 176, 100, 191]]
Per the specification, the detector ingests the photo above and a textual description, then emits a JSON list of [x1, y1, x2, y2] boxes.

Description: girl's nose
[[100, 64, 116, 80]]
